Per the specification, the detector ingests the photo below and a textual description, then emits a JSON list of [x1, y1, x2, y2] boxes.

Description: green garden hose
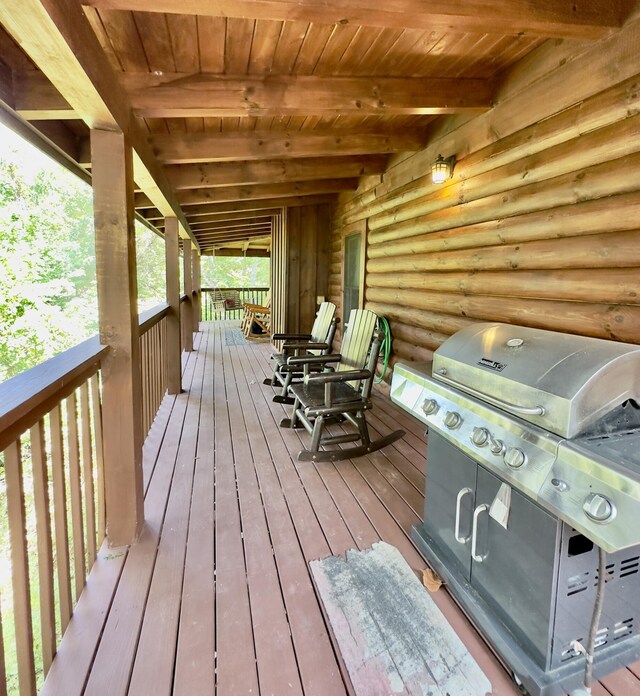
[[375, 316, 392, 384]]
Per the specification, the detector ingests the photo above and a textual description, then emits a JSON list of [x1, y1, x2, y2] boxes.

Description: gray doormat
[[310, 542, 492, 696], [225, 327, 270, 345]]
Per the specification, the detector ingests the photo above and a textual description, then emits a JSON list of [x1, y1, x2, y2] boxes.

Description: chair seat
[[290, 381, 362, 409]]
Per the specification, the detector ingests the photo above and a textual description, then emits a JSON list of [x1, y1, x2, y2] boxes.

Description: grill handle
[[471, 504, 490, 563], [454, 487, 473, 544], [435, 369, 545, 416]]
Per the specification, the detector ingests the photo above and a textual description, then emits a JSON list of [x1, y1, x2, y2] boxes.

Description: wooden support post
[[193, 248, 201, 332], [182, 241, 194, 352], [91, 128, 144, 546], [165, 217, 182, 394]]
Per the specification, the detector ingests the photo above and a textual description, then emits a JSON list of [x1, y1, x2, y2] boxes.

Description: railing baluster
[[65, 392, 86, 600], [80, 383, 97, 565], [50, 404, 72, 632], [4, 440, 37, 696], [90, 374, 106, 543], [29, 419, 56, 674], [141, 331, 148, 436]]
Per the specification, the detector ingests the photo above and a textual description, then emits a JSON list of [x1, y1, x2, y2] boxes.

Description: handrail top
[[201, 286, 269, 291], [139, 302, 170, 333], [0, 335, 108, 437]]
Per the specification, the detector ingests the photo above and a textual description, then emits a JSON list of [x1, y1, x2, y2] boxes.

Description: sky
[[0, 120, 72, 182]]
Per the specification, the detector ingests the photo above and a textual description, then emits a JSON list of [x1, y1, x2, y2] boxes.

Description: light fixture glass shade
[[431, 154, 454, 184]]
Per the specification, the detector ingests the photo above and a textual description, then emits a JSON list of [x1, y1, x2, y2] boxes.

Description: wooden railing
[[201, 287, 269, 321], [0, 337, 108, 694], [0, 303, 191, 693], [139, 303, 170, 439]]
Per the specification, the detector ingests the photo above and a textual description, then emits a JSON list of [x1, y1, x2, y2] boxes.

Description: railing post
[[193, 249, 201, 332], [182, 241, 194, 352], [165, 217, 182, 394], [91, 128, 144, 546]]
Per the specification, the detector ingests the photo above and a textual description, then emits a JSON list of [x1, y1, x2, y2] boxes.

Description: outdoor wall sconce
[[431, 154, 456, 184]]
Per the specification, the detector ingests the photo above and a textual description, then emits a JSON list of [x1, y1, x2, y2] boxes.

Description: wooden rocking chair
[[241, 292, 271, 337], [280, 309, 405, 462], [263, 301, 338, 404]]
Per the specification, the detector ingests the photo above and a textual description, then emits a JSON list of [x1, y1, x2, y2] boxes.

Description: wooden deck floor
[[41, 321, 640, 696]]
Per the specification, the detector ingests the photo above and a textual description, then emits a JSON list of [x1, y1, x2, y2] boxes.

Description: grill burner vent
[[560, 629, 610, 663], [566, 571, 589, 596]]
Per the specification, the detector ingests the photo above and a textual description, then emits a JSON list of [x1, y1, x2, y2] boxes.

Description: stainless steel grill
[[390, 322, 640, 696]]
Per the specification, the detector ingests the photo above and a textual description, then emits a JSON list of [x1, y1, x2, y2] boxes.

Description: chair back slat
[[310, 302, 337, 344], [338, 309, 377, 375]]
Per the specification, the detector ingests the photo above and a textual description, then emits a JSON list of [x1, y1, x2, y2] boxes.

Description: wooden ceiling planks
[[82, 1, 628, 39], [4, 0, 629, 250], [197, 16, 226, 73]]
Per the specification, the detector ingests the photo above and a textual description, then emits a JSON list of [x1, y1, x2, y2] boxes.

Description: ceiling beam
[[152, 130, 425, 164], [122, 73, 492, 117], [159, 215, 273, 231], [166, 155, 388, 190], [189, 216, 273, 231], [173, 195, 334, 217], [193, 223, 273, 236], [202, 248, 270, 257], [81, 0, 627, 39], [136, 179, 358, 208], [195, 229, 272, 241], [0, 0, 196, 246], [196, 233, 272, 245], [149, 207, 281, 223]]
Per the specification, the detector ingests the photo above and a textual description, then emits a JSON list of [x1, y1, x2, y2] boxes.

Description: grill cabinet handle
[[435, 370, 545, 416], [471, 504, 490, 562], [454, 487, 474, 544]]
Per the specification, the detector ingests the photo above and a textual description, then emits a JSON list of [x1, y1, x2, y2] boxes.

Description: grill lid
[[432, 323, 640, 438]]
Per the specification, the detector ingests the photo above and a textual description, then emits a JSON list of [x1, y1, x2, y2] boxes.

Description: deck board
[[41, 320, 640, 696]]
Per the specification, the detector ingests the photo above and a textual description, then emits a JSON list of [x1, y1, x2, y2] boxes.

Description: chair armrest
[[283, 341, 329, 351], [272, 333, 312, 341], [287, 353, 341, 367], [304, 369, 372, 384]]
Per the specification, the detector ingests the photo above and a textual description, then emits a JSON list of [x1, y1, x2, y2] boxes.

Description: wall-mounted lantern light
[[431, 154, 456, 184]]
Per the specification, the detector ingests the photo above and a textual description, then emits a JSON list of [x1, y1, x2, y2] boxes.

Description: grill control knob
[[422, 398, 439, 416], [471, 427, 490, 447], [504, 447, 527, 469], [583, 493, 616, 523], [490, 438, 505, 456], [444, 411, 462, 429]]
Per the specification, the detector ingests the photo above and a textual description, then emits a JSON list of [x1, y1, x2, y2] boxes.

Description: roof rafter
[[81, 0, 628, 39], [122, 73, 493, 118], [151, 129, 425, 164], [136, 178, 358, 208], [166, 156, 387, 190]]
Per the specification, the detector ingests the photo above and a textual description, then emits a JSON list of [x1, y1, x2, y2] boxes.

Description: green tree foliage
[[201, 255, 269, 288], [135, 221, 166, 309], [0, 159, 98, 381], [0, 152, 168, 382]]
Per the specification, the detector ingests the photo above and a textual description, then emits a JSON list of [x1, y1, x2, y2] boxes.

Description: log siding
[[329, 14, 640, 378]]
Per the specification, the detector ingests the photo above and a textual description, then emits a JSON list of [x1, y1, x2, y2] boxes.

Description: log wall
[[329, 14, 640, 381]]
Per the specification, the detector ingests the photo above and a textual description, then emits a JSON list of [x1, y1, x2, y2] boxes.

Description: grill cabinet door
[[420, 433, 477, 581], [471, 466, 558, 670]]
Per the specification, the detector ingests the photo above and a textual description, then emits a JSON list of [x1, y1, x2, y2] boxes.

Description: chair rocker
[[242, 294, 271, 338], [280, 309, 405, 462], [263, 301, 338, 404]]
